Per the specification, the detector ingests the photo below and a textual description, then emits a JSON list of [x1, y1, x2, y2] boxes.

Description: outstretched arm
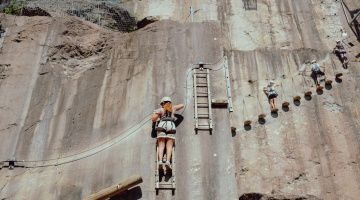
[[151, 113, 159, 122], [174, 104, 184, 111], [263, 87, 269, 96]]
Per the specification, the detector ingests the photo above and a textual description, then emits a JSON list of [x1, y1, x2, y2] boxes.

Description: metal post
[[224, 57, 234, 112]]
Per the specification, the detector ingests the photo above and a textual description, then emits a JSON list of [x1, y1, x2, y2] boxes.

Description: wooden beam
[[211, 99, 228, 108], [84, 175, 143, 200], [349, 11, 360, 25]]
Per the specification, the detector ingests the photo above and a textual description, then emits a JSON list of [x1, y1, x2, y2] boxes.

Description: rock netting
[[25, 0, 137, 32]]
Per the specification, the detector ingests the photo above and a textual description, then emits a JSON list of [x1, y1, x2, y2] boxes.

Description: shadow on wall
[[239, 192, 321, 200], [239, 193, 263, 200], [109, 186, 142, 200]]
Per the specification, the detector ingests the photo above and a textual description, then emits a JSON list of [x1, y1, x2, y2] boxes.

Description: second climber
[[333, 40, 349, 69], [310, 59, 325, 89], [263, 80, 279, 113]]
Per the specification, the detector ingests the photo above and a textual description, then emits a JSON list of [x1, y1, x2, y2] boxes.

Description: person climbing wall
[[333, 40, 349, 69], [151, 96, 184, 172], [310, 59, 325, 89], [263, 80, 279, 113]]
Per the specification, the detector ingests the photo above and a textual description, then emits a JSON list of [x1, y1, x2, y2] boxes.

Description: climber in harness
[[152, 97, 184, 171], [333, 40, 349, 68], [310, 59, 325, 88], [263, 80, 279, 112]]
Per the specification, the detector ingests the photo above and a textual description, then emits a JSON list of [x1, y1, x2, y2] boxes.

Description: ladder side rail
[[206, 69, 213, 130], [172, 145, 176, 189], [155, 144, 159, 189], [193, 69, 199, 130]]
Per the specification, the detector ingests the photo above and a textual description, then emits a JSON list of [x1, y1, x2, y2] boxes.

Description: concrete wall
[[0, 0, 360, 199]]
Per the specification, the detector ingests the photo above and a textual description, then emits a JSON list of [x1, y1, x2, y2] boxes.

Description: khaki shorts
[[156, 121, 176, 140]]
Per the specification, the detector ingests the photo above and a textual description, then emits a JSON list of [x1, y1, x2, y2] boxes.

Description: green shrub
[[4, 0, 24, 15]]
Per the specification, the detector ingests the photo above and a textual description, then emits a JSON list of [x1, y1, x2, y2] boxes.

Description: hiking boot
[[158, 160, 165, 173], [165, 161, 172, 171]]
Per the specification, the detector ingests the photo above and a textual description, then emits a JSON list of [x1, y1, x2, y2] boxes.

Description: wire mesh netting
[[3, 0, 137, 32]]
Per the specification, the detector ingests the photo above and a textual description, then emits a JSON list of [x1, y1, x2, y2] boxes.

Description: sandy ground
[[0, 0, 360, 200]]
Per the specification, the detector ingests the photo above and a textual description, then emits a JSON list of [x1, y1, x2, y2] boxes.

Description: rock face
[[0, 1, 360, 200], [24, 0, 137, 32]]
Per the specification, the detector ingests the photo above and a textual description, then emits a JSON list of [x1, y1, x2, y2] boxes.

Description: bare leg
[[158, 138, 166, 162], [269, 99, 275, 110], [166, 139, 174, 162], [311, 72, 319, 86], [272, 99, 276, 109], [268, 99, 273, 110]]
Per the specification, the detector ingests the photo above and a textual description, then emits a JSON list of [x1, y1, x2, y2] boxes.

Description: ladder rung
[[198, 123, 210, 126], [197, 95, 208, 97], [198, 113, 209, 115], [196, 85, 208, 87], [194, 72, 208, 75], [159, 183, 175, 186], [197, 105, 209, 108], [198, 123, 210, 125], [197, 102, 209, 106], [198, 116, 209, 119]]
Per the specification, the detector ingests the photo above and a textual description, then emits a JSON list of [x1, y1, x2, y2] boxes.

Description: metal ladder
[[193, 68, 213, 133], [155, 143, 175, 195]]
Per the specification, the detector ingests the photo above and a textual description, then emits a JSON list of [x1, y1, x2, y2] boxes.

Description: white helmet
[[160, 96, 172, 105], [311, 59, 317, 64]]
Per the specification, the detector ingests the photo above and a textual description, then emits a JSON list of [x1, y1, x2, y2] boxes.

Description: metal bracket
[[0, 159, 25, 170], [223, 57, 234, 112]]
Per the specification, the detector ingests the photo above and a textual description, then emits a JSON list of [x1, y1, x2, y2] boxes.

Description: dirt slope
[[1, 0, 360, 200]]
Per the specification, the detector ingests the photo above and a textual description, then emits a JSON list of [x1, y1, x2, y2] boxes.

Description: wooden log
[[325, 79, 333, 85], [304, 91, 312, 97], [293, 96, 301, 101], [231, 126, 237, 134], [211, 99, 228, 108], [84, 175, 143, 200], [282, 101, 290, 107], [244, 120, 252, 126], [335, 73, 343, 78], [258, 114, 266, 119]]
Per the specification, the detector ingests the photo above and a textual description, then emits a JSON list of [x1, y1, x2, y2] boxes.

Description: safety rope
[[4, 58, 226, 168], [2, 55, 329, 168]]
